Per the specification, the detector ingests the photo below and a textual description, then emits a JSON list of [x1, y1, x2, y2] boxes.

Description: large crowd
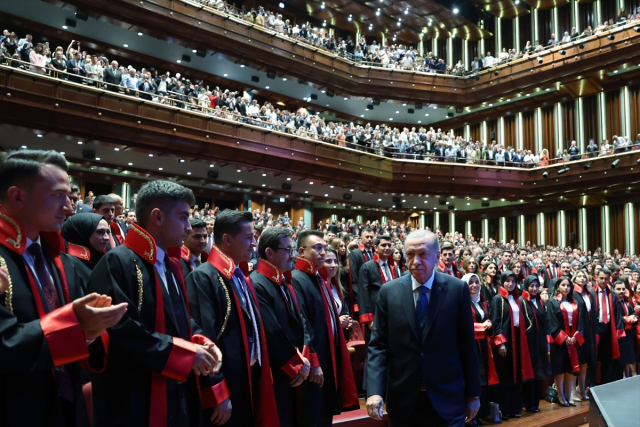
[[1, 148, 639, 427]]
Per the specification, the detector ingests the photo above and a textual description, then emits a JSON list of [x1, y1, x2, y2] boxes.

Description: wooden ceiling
[[467, 0, 530, 19]]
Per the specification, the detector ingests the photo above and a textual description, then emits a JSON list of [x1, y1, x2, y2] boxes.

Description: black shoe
[[568, 402, 577, 407], [530, 407, 540, 413], [502, 415, 510, 421], [558, 401, 570, 407], [476, 421, 485, 426], [511, 414, 522, 418]]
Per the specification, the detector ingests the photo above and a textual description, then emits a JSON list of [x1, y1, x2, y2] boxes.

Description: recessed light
[[389, 118, 393, 120], [546, 88, 550, 91], [237, 169, 241, 172], [192, 49, 197, 53], [489, 104, 493, 106], [37, 134, 42, 137], [77, 141, 83, 145], [283, 78, 287, 81], [262, 184, 266, 187], [21, 145, 26, 148], [95, 157, 100, 160], [123, 44, 128, 48], [526, 94, 530, 96], [114, 148, 120, 151], [321, 90, 325, 93], [240, 65, 245, 68], [350, 189, 354, 192], [402, 199, 406, 202], [395, 111, 399, 114], [425, 113, 429, 116], [418, 121, 422, 123], [287, 177, 291, 181], [138, 32, 143, 36], [62, 25, 68, 29], [187, 172, 191, 175], [238, 180, 243, 183], [262, 173, 267, 176], [305, 191, 309, 194], [361, 115, 364, 117], [224, 74, 228, 77], [344, 97, 348, 100], [453, 7, 459, 13], [309, 182, 313, 185], [158, 167, 163, 170], [324, 194, 328, 197], [378, 198, 382, 201], [209, 164, 214, 168], [467, 202, 470, 205], [330, 185, 334, 188], [128, 162, 133, 166], [403, 103, 407, 106], [265, 86, 270, 89], [614, 70, 618, 73], [424, 201, 428, 203], [326, 104, 329, 107], [60, 152, 65, 155], [177, 60, 181, 63]]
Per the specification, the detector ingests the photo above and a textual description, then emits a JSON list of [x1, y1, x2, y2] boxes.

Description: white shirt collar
[[411, 270, 435, 293], [25, 235, 41, 251], [155, 246, 166, 268]]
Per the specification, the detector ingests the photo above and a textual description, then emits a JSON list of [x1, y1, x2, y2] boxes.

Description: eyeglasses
[[304, 244, 327, 253], [276, 247, 296, 255]]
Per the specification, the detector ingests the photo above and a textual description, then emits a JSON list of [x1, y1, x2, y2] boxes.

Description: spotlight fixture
[[320, 2, 325, 8], [542, 170, 548, 178], [579, 43, 585, 49], [583, 162, 591, 170], [611, 158, 620, 168], [636, 158, 640, 165], [453, 7, 459, 14], [557, 167, 570, 175], [559, 49, 566, 55], [376, 8, 380, 16], [537, 57, 543, 64], [634, 26, 640, 33], [608, 34, 614, 40], [404, 8, 409, 14], [494, 70, 499, 76]]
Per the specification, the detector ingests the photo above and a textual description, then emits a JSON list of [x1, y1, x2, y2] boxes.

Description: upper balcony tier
[[44, 0, 640, 108]]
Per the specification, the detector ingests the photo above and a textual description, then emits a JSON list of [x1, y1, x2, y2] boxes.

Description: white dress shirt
[[597, 288, 611, 323], [508, 294, 520, 327], [411, 271, 435, 307], [154, 246, 181, 295], [561, 300, 573, 326]]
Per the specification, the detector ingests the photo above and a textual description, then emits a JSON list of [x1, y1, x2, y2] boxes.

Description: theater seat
[[82, 383, 93, 425], [347, 320, 366, 393]]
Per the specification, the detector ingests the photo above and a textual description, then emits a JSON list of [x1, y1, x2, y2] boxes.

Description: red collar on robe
[[124, 223, 157, 264], [438, 259, 461, 278], [110, 221, 124, 245], [206, 244, 235, 279], [521, 290, 532, 302], [257, 259, 285, 284], [497, 285, 534, 381], [180, 246, 191, 262], [295, 256, 318, 275], [498, 286, 520, 300], [68, 243, 91, 261]]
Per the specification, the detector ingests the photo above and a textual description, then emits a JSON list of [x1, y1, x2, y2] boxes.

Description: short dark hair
[[70, 184, 80, 194], [360, 227, 374, 236], [135, 180, 195, 228], [254, 224, 263, 234], [502, 249, 512, 256], [440, 241, 454, 252], [374, 235, 392, 246], [609, 264, 620, 272], [93, 195, 116, 212], [213, 209, 253, 245], [0, 149, 68, 202], [189, 218, 206, 229], [599, 267, 611, 276], [297, 230, 324, 249], [258, 226, 293, 259]]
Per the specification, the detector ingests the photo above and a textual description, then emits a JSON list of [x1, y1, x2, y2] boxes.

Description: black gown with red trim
[[87, 223, 215, 427], [291, 257, 359, 425], [618, 298, 637, 365], [519, 292, 550, 380], [573, 285, 597, 366], [185, 244, 279, 427], [489, 288, 535, 386], [470, 295, 499, 387], [250, 260, 315, 427], [0, 211, 107, 427], [346, 248, 372, 313], [547, 296, 586, 375], [357, 258, 399, 326]]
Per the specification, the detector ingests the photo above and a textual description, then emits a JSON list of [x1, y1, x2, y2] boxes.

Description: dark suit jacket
[[76, 203, 93, 214], [103, 67, 122, 87], [366, 272, 480, 421]]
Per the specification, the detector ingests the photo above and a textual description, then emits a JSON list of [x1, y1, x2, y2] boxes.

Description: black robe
[[546, 297, 586, 375], [87, 224, 211, 427], [357, 258, 400, 326], [573, 285, 597, 366], [520, 292, 550, 380], [0, 219, 106, 427], [250, 261, 314, 427], [346, 248, 373, 313], [184, 244, 279, 427], [470, 296, 498, 387]]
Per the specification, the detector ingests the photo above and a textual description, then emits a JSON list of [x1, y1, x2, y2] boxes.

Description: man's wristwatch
[[468, 397, 480, 412]]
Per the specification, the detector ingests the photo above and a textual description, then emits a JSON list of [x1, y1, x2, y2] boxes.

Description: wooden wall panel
[[452, 36, 463, 65], [557, 3, 573, 38], [544, 212, 558, 247], [609, 204, 626, 253], [504, 115, 518, 149], [561, 100, 577, 149], [583, 94, 600, 143], [506, 216, 518, 243], [488, 218, 499, 241], [578, 2, 596, 31], [525, 214, 537, 246], [470, 123, 481, 143], [601, 1, 619, 24], [501, 18, 514, 54], [605, 90, 622, 140], [587, 206, 602, 253], [541, 106, 558, 158], [566, 209, 580, 249], [487, 119, 498, 144], [484, 18, 496, 57], [520, 14, 533, 48], [538, 9, 553, 46], [522, 110, 536, 153], [629, 83, 640, 138], [635, 202, 640, 255]]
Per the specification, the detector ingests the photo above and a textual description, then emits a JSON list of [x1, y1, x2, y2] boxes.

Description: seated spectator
[[548, 33, 559, 46], [538, 149, 549, 166], [600, 139, 610, 156]]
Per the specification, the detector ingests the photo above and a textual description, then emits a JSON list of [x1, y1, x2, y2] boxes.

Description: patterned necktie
[[28, 243, 59, 312], [164, 255, 190, 340], [415, 286, 429, 338], [601, 290, 609, 324], [234, 268, 261, 366]]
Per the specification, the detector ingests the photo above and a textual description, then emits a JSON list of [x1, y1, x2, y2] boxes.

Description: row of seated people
[[2, 39, 638, 169], [186, 0, 640, 77]]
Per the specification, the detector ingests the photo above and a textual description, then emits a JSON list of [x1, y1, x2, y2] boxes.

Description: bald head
[[404, 230, 439, 284], [108, 193, 124, 216]]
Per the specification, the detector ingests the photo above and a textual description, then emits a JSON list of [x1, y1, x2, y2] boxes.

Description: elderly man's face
[[405, 233, 439, 284]]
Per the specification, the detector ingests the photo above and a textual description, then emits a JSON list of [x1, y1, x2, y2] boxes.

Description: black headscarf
[[499, 270, 517, 288], [523, 275, 541, 298], [61, 213, 105, 266]]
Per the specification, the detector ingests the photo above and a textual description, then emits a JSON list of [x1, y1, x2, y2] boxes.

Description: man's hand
[[339, 315, 352, 329], [368, 322, 373, 330], [465, 397, 480, 423], [248, 263, 254, 272], [72, 293, 128, 341], [498, 344, 507, 357], [0, 267, 9, 295], [204, 343, 223, 374], [482, 320, 492, 330], [290, 355, 310, 387], [210, 397, 232, 426], [192, 344, 217, 376], [366, 395, 384, 420], [308, 366, 324, 387]]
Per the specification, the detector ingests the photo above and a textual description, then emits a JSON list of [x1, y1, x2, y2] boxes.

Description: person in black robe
[[593, 267, 625, 384], [480, 261, 499, 308], [520, 275, 550, 412], [489, 270, 535, 421], [87, 180, 222, 427], [291, 230, 359, 427], [613, 281, 639, 377], [357, 235, 399, 344], [462, 273, 499, 423], [0, 149, 125, 427], [547, 277, 586, 407], [250, 226, 314, 427], [571, 269, 596, 400], [185, 209, 279, 427], [179, 218, 208, 281], [61, 213, 110, 290], [346, 228, 376, 315]]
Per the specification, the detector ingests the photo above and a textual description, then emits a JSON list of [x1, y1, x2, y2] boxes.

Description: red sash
[[594, 286, 622, 359], [470, 297, 499, 386], [497, 287, 534, 382], [556, 295, 581, 372]]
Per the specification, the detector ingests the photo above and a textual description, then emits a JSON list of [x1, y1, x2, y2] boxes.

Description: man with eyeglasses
[[250, 226, 314, 427], [186, 209, 278, 426], [291, 230, 359, 427]]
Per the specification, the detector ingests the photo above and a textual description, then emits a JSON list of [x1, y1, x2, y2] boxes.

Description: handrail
[[2, 57, 637, 170], [175, 0, 640, 78]]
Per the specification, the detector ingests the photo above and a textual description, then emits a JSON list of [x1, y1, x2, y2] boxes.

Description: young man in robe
[[0, 149, 127, 426], [87, 180, 222, 427], [180, 218, 208, 281]]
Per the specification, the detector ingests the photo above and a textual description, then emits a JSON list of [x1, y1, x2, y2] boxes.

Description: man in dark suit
[[179, 218, 208, 281], [76, 202, 93, 214], [103, 60, 122, 91], [366, 230, 480, 426], [66, 52, 86, 83], [108, 193, 128, 243], [483, 146, 495, 165], [92, 195, 119, 250], [347, 227, 376, 315], [517, 248, 534, 277]]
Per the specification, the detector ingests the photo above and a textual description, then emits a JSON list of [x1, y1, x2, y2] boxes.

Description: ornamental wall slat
[[504, 115, 518, 149], [561, 100, 577, 150], [586, 206, 601, 252], [544, 212, 558, 246], [605, 88, 622, 139], [609, 204, 626, 253], [522, 110, 537, 153], [582, 94, 600, 143], [566, 209, 580, 249], [541, 106, 557, 157]]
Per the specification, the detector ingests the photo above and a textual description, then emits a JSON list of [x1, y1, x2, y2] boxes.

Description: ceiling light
[[37, 134, 42, 137], [402, 200, 406, 202], [515, 0, 520, 3], [77, 141, 83, 145], [396, 111, 399, 114], [428, 21, 432, 26], [467, 202, 470, 205], [418, 121, 421, 123], [330, 185, 335, 188], [424, 201, 428, 203], [123, 44, 129, 48], [159, 167, 163, 170], [262, 184, 266, 187], [433, 105, 437, 109], [376, 9, 380, 16], [262, 173, 267, 176], [350, 189, 354, 192], [453, 7, 459, 14], [240, 65, 245, 68], [176, 59, 181, 63], [128, 162, 133, 166], [187, 172, 191, 175], [209, 164, 214, 167], [526, 93, 530, 96], [287, 177, 291, 181], [389, 118, 393, 120], [279, 2, 284, 8], [95, 157, 100, 160], [237, 169, 242, 172], [320, 2, 325, 8], [223, 74, 228, 77], [138, 32, 143, 36], [344, 97, 348, 100], [614, 70, 618, 74], [62, 25, 68, 29], [238, 180, 243, 183], [546, 88, 550, 91], [304, 191, 309, 194], [114, 148, 120, 151], [361, 115, 364, 117], [265, 86, 270, 89], [283, 78, 287, 81]]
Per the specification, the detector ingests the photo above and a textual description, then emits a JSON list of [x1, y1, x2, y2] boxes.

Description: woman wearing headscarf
[[547, 277, 586, 407], [462, 273, 498, 424], [490, 270, 534, 421], [520, 275, 550, 413], [61, 213, 111, 290]]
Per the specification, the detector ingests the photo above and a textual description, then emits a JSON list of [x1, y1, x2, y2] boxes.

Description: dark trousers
[[389, 391, 465, 427], [495, 382, 522, 416], [477, 385, 490, 420], [596, 322, 619, 384], [522, 380, 541, 410]]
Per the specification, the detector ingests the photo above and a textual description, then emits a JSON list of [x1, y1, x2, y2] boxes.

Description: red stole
[[376, 257, 398, 284], [294, 257, 359, 410], [555, 295, 581, 372], [207, 245, 280, 427], [470, 295, 499, 386], [498, 287, 535, 382], [109, 221, 124, 245], [438, 259, 462, 279], [594, 286, 621, 359]]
